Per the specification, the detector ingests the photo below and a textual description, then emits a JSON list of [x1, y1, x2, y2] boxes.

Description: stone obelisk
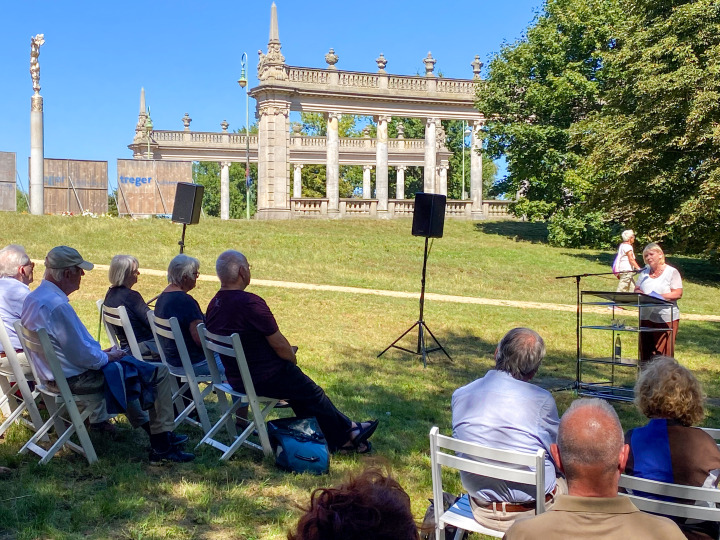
[[29, 34, 45, 215]]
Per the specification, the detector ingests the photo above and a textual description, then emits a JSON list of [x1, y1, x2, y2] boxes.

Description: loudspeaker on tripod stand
[[412, 193, 446, 238], [171, 182, 205, 225]]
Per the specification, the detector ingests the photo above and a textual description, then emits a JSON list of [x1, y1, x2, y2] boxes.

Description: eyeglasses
[[193, 271, 200, 278], [22, 261, 35, 270]]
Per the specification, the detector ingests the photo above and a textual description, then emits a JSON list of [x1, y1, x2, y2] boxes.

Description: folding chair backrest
[[14, 322, 74, 401], [97, 300, 143, 360], [429, 426, 547, 539], [700, 427, 720, 442], [147, 312, 196, 376], [198, 324, 258, 399], [619, 474, 720, 522], [10, 321, 46, 387]]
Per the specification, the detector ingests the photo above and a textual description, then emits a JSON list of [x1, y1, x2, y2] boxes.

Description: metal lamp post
[[144, 109, 153, 160], [238, 53, 250, 220]]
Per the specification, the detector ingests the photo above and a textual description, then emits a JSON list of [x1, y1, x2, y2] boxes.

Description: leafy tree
[[16, 189, 28, 213], [443, 120, 498, 200], [577, 0, 720, 253], [193, 160, 257, 218], [477, 0, 620, 218]]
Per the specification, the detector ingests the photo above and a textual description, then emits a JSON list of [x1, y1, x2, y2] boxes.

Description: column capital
[[363, 164, 374, 171], [293, 163, 304, 170], [327, 111, 342, 120], [473, 116, 486, 129], [258, 103, 289, 118], [395, 165, 407, 172], [220, 161, 232, 168], [374, 114, 391, 123], [426, 117, 440, 128]]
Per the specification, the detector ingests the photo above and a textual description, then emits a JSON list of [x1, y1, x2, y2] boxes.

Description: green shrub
[[548, 206, 617, 249], [509, 198, 556, 222]]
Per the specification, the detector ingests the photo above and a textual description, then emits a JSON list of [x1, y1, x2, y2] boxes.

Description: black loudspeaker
[[171, 182, 204, 225], [412, 193, 446, 238]]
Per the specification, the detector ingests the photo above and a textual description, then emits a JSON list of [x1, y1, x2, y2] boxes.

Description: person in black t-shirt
[[206, 250, 377, 454], [154, 254, 225, 378], [103, 254, 159, 360]]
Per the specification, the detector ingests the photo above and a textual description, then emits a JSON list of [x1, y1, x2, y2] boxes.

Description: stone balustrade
[[484, 199, 513, 218], [289, 198, 513, 219]]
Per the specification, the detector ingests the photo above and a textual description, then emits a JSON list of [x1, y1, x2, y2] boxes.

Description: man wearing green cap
[[21, 246, 194, 464]]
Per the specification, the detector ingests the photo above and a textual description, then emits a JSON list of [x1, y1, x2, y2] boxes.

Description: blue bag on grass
[[267, 417, 330, 475]]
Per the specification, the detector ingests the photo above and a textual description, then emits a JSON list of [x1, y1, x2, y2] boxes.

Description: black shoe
[[149, 447, 195, 465], [169, 433, 189, 447]]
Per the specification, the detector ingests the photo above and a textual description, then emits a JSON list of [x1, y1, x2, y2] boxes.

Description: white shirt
[[20, 280, 108, 382], [636, 265, 682, 323], [0, 277, 30, 351], [613, 243, 635, 273], [452, 369, 559, 503]]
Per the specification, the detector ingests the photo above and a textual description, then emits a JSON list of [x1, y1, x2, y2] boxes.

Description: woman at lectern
[[634, 243, 683, 362]]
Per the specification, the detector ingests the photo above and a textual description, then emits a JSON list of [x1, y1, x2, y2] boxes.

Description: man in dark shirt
[[205, 250, 377, 453]]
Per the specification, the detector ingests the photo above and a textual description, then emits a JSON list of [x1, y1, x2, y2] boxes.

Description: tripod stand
[[378, 237, 451, 367]]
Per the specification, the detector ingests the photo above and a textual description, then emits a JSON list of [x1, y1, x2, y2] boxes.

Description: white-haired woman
[[634, 243, 682, 362], [154, 254, 224, 377], [103, 254, 159, 360], [613, 229, 642, 292]]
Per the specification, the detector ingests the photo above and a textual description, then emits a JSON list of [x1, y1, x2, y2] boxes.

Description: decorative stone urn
[[325, 48, 339, 69], [376, 53, 387, 74]]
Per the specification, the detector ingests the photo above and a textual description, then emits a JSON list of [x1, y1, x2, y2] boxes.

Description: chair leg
[[255, 400, 278, 457], [0, 375, 17, 417]]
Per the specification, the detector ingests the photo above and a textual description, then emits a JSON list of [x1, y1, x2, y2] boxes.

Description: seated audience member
[[452, 328, 565, 533], [0, 245, 35, 375], [504, 398, 685, 540], [21, 246, 194, 463], [288, 467, 419, 540], [205, 250, 377, 453], [154, 254, 224, 378], [103, 254, 159, 360], [626, 356, 720, 540]]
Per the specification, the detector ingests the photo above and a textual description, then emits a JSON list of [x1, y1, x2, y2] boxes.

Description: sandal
[[336, 440, 373, 455], [348, 419, 379, 446]]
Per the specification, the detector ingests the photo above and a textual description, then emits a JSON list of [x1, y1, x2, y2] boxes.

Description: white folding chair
[[195, 323, 279, 459], [147, 311, 213, 433], [619, 474, 720, 525], [14, 321, 104, 465], [0, 321, 45, 437], [700, 427, 720, 450], [429, 426, 547, 540], [96, 300, 145, 360]]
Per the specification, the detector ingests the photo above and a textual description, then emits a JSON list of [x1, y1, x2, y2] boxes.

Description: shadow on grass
[[474, 221, 549, 244], [568, 252, 720, 286]]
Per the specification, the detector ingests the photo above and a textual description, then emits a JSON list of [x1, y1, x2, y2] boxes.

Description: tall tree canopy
[[478, 0, 720, 255]]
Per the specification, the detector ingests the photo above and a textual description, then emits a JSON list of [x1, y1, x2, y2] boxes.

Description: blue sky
[[1, 1, 541, 193]]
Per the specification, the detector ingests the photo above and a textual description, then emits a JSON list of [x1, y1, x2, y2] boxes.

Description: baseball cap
[[45, 246, 94, 271]]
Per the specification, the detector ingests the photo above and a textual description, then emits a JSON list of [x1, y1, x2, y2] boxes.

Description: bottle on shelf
[[614, 336, 622, 363]]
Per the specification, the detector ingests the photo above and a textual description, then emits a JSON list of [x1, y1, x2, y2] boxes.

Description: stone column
[[438, 164, 448, 197], [326, 112, 340, 214], [30, 95, 44, 215], [375, 115, 390, 212], [256, 101, 292, 219], [220, 161, 231, 220], [293, 164, 303, 198], [396, 165, 406, 199], [423, 118, 438, 193], [362, 165, 373, 199], [470, 117, 485, 218]]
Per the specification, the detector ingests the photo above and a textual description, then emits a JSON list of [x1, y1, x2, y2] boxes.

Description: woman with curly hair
[[625, 356, 720, 540], [288, 467, 419, 540]]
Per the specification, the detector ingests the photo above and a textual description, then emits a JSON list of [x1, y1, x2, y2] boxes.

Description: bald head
[[216, 250, 249, 287], [556, 399, 625, 488]]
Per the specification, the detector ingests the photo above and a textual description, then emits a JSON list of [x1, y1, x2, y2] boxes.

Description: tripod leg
[[377, 321, 421, 358], [422, 322, 452, 361]]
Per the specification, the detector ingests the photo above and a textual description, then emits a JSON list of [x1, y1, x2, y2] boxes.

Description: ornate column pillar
[[293, 164, 303, 198], [375, 115, 390, 212], [438, 164, 449, 197], [220, 161, 231, 220], [256, 101, 292, 219], [470, 117, 485, 218], [29, 34, 45, 215], [424, 118, 438, 193], [362, 165, 373, 199], [326, 112, 340, 214], [395, 165, 406, 199]]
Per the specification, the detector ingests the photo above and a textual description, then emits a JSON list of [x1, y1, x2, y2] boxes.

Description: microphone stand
[[554, 269, 642, 393]]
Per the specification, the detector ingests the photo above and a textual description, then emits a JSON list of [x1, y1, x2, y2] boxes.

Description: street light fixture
[[144, 108, 153, 160], [238, 53, 250, 220]]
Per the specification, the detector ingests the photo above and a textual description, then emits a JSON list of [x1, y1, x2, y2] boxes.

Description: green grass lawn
[[1, 214, 719, 539]]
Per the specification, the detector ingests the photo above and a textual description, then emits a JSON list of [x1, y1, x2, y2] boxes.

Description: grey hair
[[167, 254, 200, 286], [621, 230, 635, 242], [108, 255, 139, 287], [216, 250, 248, 285], [557, 398, 623, 479], [0, 245, 30, 278], [495, 328, 546, 380], [44, 267, 71, 282]]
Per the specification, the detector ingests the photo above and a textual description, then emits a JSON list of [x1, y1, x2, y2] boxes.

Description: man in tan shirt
[[504, 398, 685, 540]]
